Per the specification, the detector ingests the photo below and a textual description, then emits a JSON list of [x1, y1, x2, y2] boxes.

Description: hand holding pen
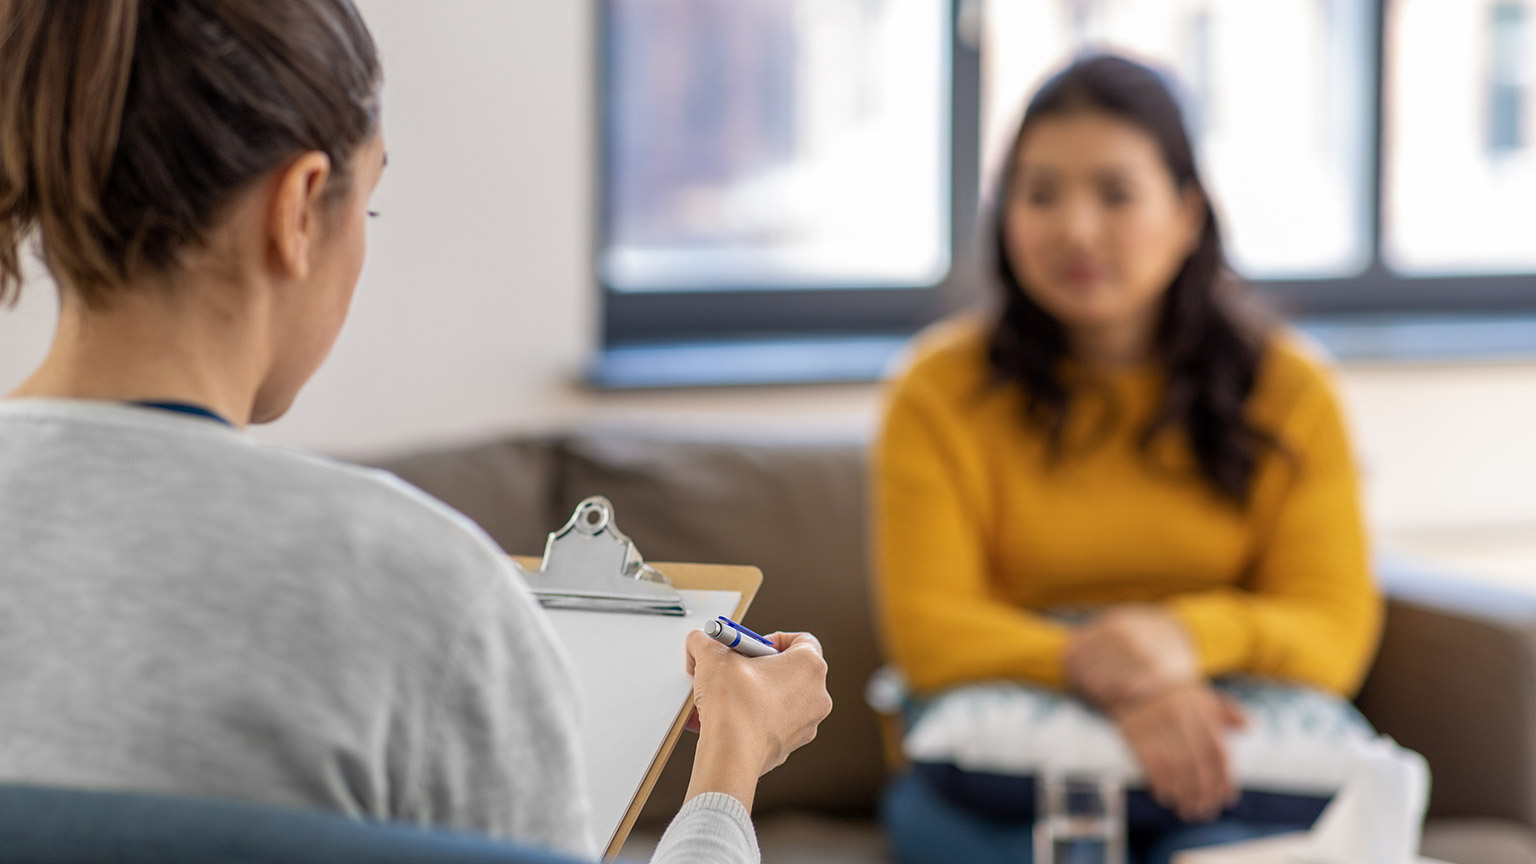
[[681, 616, 780, 733], [681, 619, 832, 809]]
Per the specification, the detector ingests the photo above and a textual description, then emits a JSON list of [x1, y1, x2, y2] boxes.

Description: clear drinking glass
[[1033, 772, 1127, 864]]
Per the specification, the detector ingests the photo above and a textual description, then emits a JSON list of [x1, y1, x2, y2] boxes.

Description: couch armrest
[[1356, 560, 1536, 829]]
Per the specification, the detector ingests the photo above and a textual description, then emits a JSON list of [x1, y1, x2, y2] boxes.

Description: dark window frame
[[596, 0, 1536, 368]]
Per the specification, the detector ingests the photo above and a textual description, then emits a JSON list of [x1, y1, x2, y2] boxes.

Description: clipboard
[[511, 497, 762, 860]]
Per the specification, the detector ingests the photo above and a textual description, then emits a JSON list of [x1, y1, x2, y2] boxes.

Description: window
[[599, 0, 978, 354], [1384, 0, 1536, 274], [604, 0, 951, 293]]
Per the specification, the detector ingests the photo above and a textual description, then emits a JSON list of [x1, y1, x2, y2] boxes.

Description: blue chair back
[[0, 784, 593, 864]]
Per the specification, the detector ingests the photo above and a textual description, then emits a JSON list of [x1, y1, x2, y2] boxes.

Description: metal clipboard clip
[[521, 496, 686, 616]]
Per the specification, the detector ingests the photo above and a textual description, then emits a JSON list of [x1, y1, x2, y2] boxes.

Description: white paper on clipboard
[[544, 588, 742, 849]]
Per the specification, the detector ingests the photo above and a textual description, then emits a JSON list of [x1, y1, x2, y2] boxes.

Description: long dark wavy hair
[[988, 54, 1277, 505]]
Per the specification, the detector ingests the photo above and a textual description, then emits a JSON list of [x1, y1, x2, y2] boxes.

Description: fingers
[[769, 631, 823, 657], [1170, 698, 1229, 821], [769, 632, 832, 722], [1171, 704, 1210, 818], [764, 632, 832, 771], [1134, 725, 1176, 810], [1117, 684, 1236, 824], [1125, 711, 1186, 817]]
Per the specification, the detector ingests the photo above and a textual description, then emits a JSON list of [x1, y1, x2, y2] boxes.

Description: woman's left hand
[[1065, 606, 1200, 711], [1113, 680, 1246, 822]]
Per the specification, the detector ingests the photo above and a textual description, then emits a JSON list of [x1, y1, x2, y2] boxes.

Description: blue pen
[[702, 616, 779, 657]]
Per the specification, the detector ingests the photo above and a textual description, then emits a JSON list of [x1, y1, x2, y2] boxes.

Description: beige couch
[[365, 428, 1536, 864]]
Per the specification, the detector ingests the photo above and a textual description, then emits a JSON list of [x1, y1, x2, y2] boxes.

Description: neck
[[9, 280, 272, 428], [1069, 314, 1159, 371]]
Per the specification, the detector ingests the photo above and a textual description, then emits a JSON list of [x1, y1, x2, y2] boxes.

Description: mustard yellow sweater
[[873, 317, 1382, 698]]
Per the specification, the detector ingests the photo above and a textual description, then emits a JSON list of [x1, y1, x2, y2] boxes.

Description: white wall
[[2, 0, 1534, 584], [1344, 360, 1536, 588], [279, 0, 598, 451]]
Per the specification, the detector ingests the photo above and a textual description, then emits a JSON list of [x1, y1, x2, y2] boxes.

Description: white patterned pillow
[[898, 676, 1375, 796]]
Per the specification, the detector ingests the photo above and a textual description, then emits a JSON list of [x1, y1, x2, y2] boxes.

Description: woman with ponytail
[[0, 3, 828, 862], [872, 55, 1382, 864]]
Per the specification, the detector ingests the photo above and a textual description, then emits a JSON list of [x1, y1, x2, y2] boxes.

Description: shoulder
[[261, 444, 512, 579], [211, 442, 533, 640], [875, 314, 1015, 471], [1250, 329, 1348, 437], [885, 313, 995, 405], [257, 447, 564, 686], [0, 403, 518, 605]]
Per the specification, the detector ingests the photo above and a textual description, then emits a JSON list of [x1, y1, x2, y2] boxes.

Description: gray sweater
[[0, 399, 757, 863]]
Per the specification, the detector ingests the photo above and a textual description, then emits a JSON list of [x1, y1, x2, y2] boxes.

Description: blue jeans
[[882, 771, 1308, 864]]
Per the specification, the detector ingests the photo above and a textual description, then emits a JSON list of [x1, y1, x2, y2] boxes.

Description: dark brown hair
[[0, 0, 382, 308], [988, 54, 1278, 504]]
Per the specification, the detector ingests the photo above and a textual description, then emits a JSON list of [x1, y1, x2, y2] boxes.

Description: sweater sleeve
[[648, 793, 760, 864], [1165, 377, 1383, 697], [874, 374, 1073, 694]]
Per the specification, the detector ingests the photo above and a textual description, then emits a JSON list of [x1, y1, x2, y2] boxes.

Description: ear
[[268, 152, 333, 281], [1179, 184, 1207, 255]]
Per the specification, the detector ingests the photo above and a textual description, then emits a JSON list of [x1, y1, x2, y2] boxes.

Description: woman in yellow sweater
[[874, 55, 1381, 864]]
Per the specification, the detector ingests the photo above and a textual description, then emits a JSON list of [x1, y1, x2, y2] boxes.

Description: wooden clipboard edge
[[510, 556, 763, 861]]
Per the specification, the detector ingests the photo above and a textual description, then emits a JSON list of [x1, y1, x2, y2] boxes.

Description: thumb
[[684, 628, 725, 676]]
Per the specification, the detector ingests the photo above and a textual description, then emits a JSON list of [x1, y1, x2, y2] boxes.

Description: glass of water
[[1033, 772, 1126, 864]]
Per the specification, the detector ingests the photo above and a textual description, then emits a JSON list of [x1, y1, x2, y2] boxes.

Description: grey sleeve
[[648, 793, 761, 864], [406, 560, 597, 858]]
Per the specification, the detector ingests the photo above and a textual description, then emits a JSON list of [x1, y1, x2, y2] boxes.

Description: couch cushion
[[360, 437, 560, 557], [1420, 819, 1536, 864], [558, 430, 885, 823]]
